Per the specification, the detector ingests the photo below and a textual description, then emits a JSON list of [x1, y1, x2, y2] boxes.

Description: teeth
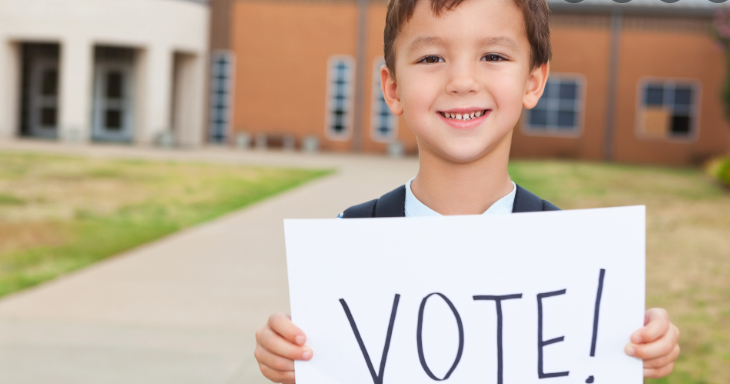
[[442, 110, 487, 120]]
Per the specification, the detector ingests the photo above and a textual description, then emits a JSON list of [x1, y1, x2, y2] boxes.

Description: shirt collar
[[404, 178, 516, 217]]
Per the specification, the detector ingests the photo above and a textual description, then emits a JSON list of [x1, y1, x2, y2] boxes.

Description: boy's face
[[382, 0, 548, 163]]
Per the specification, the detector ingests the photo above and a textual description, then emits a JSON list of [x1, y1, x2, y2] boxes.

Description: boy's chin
[[429, 140, 503, 164]]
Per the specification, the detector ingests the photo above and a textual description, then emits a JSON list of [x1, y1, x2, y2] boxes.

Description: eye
[[482, 54, 506, 62], [417, 55, 444, 64]]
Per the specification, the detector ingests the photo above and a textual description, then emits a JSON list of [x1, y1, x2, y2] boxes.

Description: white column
[[0, 40, 19, 140], [138, 45, 173, 145], [58, 37, 93, 143], [173, 52, 205, 147]]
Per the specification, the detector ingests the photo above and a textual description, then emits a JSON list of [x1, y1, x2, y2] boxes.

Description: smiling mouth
[[438, 110, 490, 121]]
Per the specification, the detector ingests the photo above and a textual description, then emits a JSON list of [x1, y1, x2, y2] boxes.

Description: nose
[[445, 61, 480, 95]]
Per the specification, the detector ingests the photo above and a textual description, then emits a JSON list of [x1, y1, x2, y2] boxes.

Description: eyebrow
[[478, 36, 519, 50], [407, 35, 520, 54], [407, 36, 446, 54]]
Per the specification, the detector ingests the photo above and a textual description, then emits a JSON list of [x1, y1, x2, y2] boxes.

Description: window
[[92, 46, 135, 142], [210, 50, 235, 143], [524, 75, 584, 136], [21, 43, 60, 138], [638, 80, 698, 140], [371, 58, 398, 142], [325, 56, 354, 139]]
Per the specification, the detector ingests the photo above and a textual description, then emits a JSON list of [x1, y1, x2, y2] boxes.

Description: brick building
[[211, 0, 730, 165]]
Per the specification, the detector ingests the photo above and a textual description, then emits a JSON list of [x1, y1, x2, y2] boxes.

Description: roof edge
[[549, 3, 717, 16]]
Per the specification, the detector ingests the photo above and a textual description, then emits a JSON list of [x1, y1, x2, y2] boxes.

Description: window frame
[[209, 50, 235, 144], [634, 77, 702, 143], [370, 57, 398, 143], [324, 55, 355, 141], [521, 73, 586, 138]]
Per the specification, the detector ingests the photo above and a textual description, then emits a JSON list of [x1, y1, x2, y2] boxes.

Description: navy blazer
[[341, 184, 559, 218]]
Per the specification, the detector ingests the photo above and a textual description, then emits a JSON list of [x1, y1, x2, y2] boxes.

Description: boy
[[255, 0, 680, 381]]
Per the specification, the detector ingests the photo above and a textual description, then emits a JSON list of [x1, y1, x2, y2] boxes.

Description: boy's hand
[[255, 313, 312, 384], [625, 308, 680, 379]]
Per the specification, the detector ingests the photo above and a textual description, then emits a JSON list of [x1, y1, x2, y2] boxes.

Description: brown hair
[[383, 0, 552, 78]]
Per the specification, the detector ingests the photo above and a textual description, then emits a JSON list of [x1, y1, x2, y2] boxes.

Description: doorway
[[19, 43, 60, 139], [92, 46, 135, 142]]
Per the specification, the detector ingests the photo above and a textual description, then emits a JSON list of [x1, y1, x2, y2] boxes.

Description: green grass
[[1, 154, 726, 383], [0, 151, 331, 298], [509, 160, 730, 384]]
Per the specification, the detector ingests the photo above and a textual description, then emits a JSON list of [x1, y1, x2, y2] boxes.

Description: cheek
[[400, 74, 440, 118], [489, 76, 526, 127]]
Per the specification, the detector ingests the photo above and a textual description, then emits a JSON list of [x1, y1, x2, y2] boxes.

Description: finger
[[257, 327, 313, 361], [643, 344, 680, 369], [633, 308, 669, 344], [255, 345, 296, 372], [260, 363, 296, 384], [643, 363, 674, 379], [627, 323, 678, 360], [269, 313, 307, 345]]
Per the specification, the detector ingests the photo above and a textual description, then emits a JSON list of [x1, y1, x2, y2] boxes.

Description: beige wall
[[0, 0, 209, 145]]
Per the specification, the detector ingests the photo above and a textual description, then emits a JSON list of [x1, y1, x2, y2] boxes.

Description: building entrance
[[20, 43, 60, 139], [92, 47, 135, 142]]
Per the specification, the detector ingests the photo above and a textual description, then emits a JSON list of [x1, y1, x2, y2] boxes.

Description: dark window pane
[[558, 82, 577, 101], [105, 109, 122, 130], [674, 87, 693, 107], [645, 85, 664, 106], [330, 61, 350, 135], [41, 69, 58, 96], [670, 115, 691, 136], [557, 110, 576, 129], [106, 72, 123, 99], [529, 109, 548, 127], [41, 107, 57, 126]]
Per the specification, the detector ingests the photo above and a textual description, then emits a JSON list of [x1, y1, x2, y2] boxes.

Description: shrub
[[706, 155, 730, 187]]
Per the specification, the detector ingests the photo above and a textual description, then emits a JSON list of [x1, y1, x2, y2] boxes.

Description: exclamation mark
[[586, 268, 606, 384]]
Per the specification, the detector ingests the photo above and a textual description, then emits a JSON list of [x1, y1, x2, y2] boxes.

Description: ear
[[522, 61, 550, 109], [381, 64, 403, 116]]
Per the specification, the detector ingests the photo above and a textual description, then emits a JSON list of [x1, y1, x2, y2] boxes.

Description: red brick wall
[[230, 4, 730, 163]]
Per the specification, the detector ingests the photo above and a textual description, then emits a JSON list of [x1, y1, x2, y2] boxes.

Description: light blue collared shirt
[[405, 178, 516, 217], [337, 178, 517, 218]]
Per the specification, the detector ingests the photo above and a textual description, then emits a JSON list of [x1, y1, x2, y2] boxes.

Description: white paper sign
[[285, 206, 645, 384]]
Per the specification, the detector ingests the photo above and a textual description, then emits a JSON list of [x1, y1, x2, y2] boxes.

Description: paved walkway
[[0, 139, 419, 383]]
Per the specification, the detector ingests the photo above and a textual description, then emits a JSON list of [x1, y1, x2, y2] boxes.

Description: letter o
[[416, 293, 465, 381]]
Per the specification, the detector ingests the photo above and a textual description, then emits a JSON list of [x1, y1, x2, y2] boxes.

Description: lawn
[[0, 151, 330, 298], [510, 161, 730, 384], [0, 153, 726, 383]]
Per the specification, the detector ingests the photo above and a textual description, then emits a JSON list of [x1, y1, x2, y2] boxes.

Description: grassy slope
[[0, 152, 331, 297], [510, 160, 730, 384]]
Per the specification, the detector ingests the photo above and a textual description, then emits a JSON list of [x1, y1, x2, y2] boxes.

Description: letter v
[[339, 294, 401, 384]]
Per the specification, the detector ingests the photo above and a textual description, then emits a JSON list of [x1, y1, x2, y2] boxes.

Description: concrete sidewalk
[[0, 140, 419, 383]]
